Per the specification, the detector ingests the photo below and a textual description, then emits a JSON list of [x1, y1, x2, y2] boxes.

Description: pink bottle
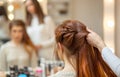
[[35, 68, 42, 77]]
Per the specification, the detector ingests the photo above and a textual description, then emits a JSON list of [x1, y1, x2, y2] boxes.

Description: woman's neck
[[63, 56, 75, 72], [11, 40, 22, 46]]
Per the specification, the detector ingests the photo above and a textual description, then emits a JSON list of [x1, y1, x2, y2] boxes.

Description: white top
[[0, 41, 37, 71], [49, 61, 76, 77], [49, 71, 75, 77], [102, 47, 120, 77], [27, 15, 55, 60]]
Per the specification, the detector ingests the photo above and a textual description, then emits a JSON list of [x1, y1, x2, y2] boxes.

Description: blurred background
[[0, 0, 120, 57]]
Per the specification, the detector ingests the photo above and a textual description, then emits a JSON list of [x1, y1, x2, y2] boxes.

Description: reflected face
[[25, 0, 36, 14], [10, 25, 24, 42]]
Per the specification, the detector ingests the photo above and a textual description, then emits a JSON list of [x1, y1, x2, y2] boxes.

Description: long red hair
[[9, 20, 36, 57], [55, 20, 116, 77]]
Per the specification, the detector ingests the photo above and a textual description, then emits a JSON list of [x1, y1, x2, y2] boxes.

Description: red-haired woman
[[49, 20, 117, 77], [25, 0, 55, 60], [0, 20, 37, 71]]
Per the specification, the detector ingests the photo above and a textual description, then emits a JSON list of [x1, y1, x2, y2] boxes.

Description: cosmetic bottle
[[14, 65, 19, 77], [18, 67, 27, 77], [28, 67, 35, 77], [35, 67, 42, 77], [9, 65, 15, 77], [40, 58, 46, 77], [24, 66, 30, 77]]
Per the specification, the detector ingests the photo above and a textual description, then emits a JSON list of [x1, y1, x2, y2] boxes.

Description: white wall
[[71, 0, 103, 37]]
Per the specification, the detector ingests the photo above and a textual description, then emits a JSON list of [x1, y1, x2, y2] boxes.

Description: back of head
[[55, 20, 116, 77]]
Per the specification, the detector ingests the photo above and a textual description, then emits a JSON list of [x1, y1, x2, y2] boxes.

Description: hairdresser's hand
[[35, 45, 42, 51], [87, 29, 106, 52]]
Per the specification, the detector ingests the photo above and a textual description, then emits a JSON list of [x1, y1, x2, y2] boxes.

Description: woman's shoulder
[[49, 71, 76, 77], [0, 41, 11, 53], [0, 41, 11, 49]]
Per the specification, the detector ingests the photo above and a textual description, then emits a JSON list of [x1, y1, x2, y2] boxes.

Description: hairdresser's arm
[[102, 47, 120, 76], [35, 16, 56, 50], [40, 16, 56, 48], [87, 30, 120, 76]]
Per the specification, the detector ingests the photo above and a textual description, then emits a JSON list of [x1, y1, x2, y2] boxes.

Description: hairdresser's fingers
[[86, 27, 97, 34], [87, 32, 106, 52], [87, 33, 95, 46], [86, 27, 93, 33], [87, 31, 101, 47], [87, 29, 94, 42]]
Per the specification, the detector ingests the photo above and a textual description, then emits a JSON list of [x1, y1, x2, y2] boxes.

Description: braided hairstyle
[[55, 20, 117, 77]]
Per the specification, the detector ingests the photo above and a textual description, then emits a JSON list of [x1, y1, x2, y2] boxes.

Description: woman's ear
[[57, 43, 64, 61], [58, 43, 63, 52]]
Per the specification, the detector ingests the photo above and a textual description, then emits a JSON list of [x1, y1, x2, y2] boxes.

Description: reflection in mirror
[[0, 3, 9, 44], [0, 0, 119, 77]]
